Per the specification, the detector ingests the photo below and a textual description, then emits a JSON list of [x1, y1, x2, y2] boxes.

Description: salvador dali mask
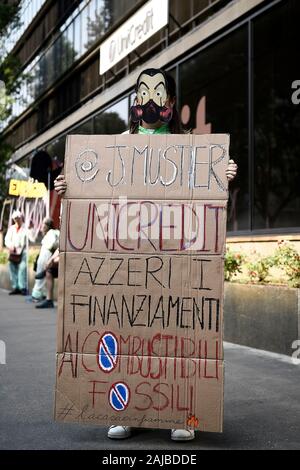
[[130, 71, 173, 124]]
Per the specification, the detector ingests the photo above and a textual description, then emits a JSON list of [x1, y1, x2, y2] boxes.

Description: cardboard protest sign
[[55, 133, 229, 432]]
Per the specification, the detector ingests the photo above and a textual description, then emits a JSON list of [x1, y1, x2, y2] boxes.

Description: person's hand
[[45, 259, 53, 269], [54, 175, 67, 196], [53, 255, 59, 265], [226, 159, 238, 182]]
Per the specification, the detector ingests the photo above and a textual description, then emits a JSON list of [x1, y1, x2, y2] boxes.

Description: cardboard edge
[[57, 251, 66, 353]]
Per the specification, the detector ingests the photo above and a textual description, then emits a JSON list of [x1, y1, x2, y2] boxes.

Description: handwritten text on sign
[[55, 134, 229, 432]]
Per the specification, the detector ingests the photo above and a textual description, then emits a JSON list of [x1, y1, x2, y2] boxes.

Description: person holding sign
[[54, 68, 237, 441]]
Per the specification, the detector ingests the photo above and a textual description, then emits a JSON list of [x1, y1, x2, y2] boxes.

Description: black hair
[[129, 68, 183, 134], [43, 217, 54, 230]]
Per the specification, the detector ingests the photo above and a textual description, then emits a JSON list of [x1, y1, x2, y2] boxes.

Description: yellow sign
[[9, 179, 47, 198]]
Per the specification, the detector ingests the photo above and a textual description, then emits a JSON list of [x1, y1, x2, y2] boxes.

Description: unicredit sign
[[100, 0, 169, 75]]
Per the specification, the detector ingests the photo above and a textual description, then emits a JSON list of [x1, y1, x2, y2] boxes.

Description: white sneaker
[[107, 425, 132, 439], [171, 429, 195, 441]]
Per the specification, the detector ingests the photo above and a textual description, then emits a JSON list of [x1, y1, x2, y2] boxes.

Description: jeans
[[9, 251, 27, 291]]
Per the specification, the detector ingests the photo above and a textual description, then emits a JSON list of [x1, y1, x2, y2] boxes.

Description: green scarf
[[138, 124, 170, 134]]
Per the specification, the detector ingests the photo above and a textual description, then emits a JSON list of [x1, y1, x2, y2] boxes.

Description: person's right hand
[[46, 258, 53, 269], [54, 175, 67, 196]]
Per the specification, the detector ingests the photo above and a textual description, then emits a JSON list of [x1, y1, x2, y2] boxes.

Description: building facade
[[1, 0, 300, 246]]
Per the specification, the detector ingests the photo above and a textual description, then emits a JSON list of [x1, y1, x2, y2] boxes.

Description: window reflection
[[8, 0, 136, 124], [94, 98, 128, 134], [4, 0, 47, 55], [81, 4, 89, 55], [253, 0, 300, 230], [67, 23, 75, 67], [71, 118, 94, 134], [68, 97, 128, 136], [179, 26, 249, 232], [87, 0, 97, 48], [73, 14, 82, 60], [46, 136, 66, 164]]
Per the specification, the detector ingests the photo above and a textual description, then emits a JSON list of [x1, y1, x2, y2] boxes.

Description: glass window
[[253, 0, 300, 230], [24, 4, 29, 30], [87, 0, 103, 48], [105, 0, 135, 29], [61, 29, 70, 73], [53, 36, 62, 79], [37, 54, 46, 95], [44, 47, 55, 87], [5, 0, 137, 124], [4, 0, 47, 54], [192, 0, 210, 15], [179, 26, 249, 232], [81, 3, 89, 54], [94, 98, 129, 134], [71, 118, 94, 134], [89, 0, 97, 23], [73, 13, 82, 60], [170, 0, 192, 28], [46, 135, 66, 164], [67, 22, 75, 68], [97, 0, 111, 31]]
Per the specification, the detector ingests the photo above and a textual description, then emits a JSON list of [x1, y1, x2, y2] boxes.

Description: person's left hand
[[226, 159, 238, 182]]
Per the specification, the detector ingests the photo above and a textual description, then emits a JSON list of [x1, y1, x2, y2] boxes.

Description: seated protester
[[31, 218, 59, 302], [36, 248, 59, 309]]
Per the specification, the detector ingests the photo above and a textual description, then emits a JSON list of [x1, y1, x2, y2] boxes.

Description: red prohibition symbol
[[109, 382, 131, 412], [98, 331, 119, 373]]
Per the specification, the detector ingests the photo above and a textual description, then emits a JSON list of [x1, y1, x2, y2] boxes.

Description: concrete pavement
[[0, 288, 299, 450]]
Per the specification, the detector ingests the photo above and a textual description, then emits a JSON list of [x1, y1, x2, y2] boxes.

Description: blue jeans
[[9, 251, 27, 291]]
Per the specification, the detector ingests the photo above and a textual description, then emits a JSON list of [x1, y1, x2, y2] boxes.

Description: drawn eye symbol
[[141, 91, 147, 96], [75, 149, 99, 183]]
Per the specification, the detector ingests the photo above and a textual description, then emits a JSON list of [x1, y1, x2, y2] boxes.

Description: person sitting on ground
[[35, 248, 59, 309], [31, 218, 59, 302], [5, 210, 29, 296]]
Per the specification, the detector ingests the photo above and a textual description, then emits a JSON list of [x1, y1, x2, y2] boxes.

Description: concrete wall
[[224, 283, 300, 356], [227, 235, 300, 258]]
